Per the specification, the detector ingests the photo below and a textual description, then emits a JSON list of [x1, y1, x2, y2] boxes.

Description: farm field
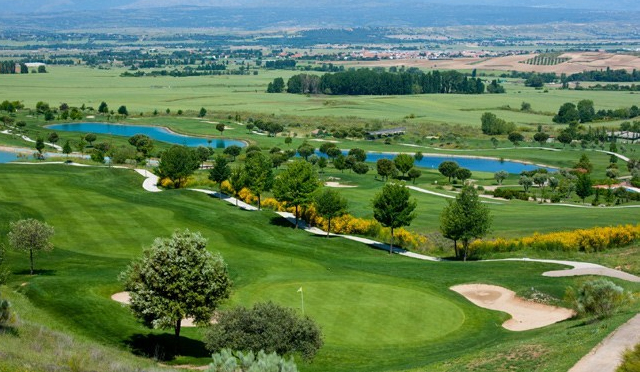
[[0, 164, 639, 371]]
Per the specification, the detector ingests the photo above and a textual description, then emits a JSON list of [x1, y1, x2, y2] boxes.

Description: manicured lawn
[[0, 164, 638, 371]]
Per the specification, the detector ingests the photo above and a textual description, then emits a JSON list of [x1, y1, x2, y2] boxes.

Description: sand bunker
[[450, 284, 575, 331], [111, 292, 216, 327], [325, 181, 357, 188]]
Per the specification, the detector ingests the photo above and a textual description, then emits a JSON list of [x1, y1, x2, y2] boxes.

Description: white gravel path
[[407, 185, 503, 204], [134, 169, 162, 192], [487, 258, 640, 282]]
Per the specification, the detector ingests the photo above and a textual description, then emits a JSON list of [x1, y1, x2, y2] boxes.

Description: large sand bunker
[[451, 284, 575, 331], [111, 292, 216, 327]]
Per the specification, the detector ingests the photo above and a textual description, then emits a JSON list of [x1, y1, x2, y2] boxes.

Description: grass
[[0, 164, 638, 371]]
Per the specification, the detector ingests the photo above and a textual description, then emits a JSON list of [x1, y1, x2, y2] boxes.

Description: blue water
[[47, 123, 246, 149], [0, 151, 19, 163]]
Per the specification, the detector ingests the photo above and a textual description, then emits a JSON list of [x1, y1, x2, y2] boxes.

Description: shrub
[[208, 349, 298, 372], [566, 279, 631, 320], [0, 292, 11, 327], [618, 343, 640, 372], [204, 302, 323, 361]]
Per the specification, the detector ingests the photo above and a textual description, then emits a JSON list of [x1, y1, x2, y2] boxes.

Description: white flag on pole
[[297, 287, 303, 292]]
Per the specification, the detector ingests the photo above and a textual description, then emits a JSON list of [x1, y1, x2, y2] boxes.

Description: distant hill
[[1, 1, 638, 30]]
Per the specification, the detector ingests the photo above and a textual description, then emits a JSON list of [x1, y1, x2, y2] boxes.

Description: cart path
[[568, 313, 640, 372]]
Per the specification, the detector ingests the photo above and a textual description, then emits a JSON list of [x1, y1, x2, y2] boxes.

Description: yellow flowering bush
[[471, 224, 640, 254]]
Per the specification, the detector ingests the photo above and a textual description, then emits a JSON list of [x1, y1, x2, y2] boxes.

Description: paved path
[[569, 313, 640, 372], [134, 169, 161, 192], [489, 258, 640, 282], [1, 129, 62, 151], [407, 185, 503, 204]]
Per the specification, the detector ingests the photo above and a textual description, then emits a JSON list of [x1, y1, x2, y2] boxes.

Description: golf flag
[[297, 287, 303, 292]]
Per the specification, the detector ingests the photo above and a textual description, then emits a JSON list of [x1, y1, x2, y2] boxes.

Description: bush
[[567, 279, 631, 320], [204, 302, 323, 361], [0, 292, 11, 327], [207, 349, 297, 372], [618, 343, 640, 372]]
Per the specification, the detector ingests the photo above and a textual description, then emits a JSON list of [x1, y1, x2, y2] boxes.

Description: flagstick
[[300, 289, 304, 315]]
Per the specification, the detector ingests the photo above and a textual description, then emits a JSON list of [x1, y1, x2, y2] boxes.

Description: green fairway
[[0, 163, 638, 371]]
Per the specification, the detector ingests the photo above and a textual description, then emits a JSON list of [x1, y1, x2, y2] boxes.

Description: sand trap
[[325, 181, 357, 188], [451, 284, 575, 331], [111, 292, 216, 327]]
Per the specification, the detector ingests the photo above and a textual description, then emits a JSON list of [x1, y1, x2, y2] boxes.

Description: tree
[[480, 112, 515, 135], [348, 148, 367, 162], [407, 168, 422, 184], [204, 302, 322, 361], [494, 170, 508, 185], [208, 349, 298, 372], [84, 133, 97, 146], [158, 145, 200, 188], [272, 160, 320, 228], [326, 147, 342, 160], [454, 168, 472, 184], [209, 155, 231, 198], [8, 218, 55, 275], [333, 154, 346, 173], [228, 166, 246, 206], [314, 189, 348, 237], [266, 77, 286, 93], [318, 142, 336, 155], [438, 161, 459, 182], [128, 134, 154, 159], [575, 154, 593, 173], [577, 99, 595, 123], [377, 158, 396, 181], [216, 123, 225, 136], [284, 136, 292, 146], [352, 162, 369, 175], [394, 154, 414, 178], [297, 142, 315, 161], [490, 137, 499, 149], [47, 132, 59, 144], [553, 102, 579, 124], [35, 137, 45, 154], [76, 137, 87, 155], [519, 175, 533, 192], [199, 107, 207, 118], [533, 173, 548, 199], [223, 145, 242, 161], [98, 101, 109, 114], [521, 101, 532, 111], [575, 173, 593, 203], [317, 157, 327, 173], [119, 230, 231, 348], [117, 105, 128, 117], [196, 146, 213, 167], [62, 140, 72, 158], [439, 186, 491, 261], [414, 152, 423, 162], [344, 155, 357, 173], [372, 183, 417, 254], [244, 152, 274, 210], [508, 132, 524, 146], [0, 292, 10, 328], [533, 132, 549, 146], [557, 131, 573, 148]]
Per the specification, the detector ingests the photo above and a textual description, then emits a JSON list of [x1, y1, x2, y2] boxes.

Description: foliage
[[128, 134, 154, 158], [204, 302, 323, 361], [8, 218, 55, 275], [438, 161, 459, 182], [494, 170, 508, 185], [394, 153, 414, 177], [119, 230, 231, 342], [244, 152, 274, 209], [272, 160, 320, 228], [209, 155, 232, 196], [223, 145, 242, 161], [575, 173, 593, 203], [618, 343, 640, 372], [471, 224, 640, 254], [157, 145, 200, 188], [440, 186, 491, 260], [454, 167, 472, 183], [297, 142, 315, 161], [0, 292, 10, 327], [376, 158, 397, 181], [407, 167, 422, 184], [207, 349, 297, 372], [480, 112, 515, 135], [553, 102, 579, 124], [372, 182, 417, 253], [507, 131, 524, 146], [314, 189, 348, 236], [575, 154, 593, 173], [566, 279, 631, 320], [352, 161, 369, 175]]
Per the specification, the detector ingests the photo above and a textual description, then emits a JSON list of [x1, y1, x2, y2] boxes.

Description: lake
[[47, 123, 246, 149], [0, 151, 19, 163]]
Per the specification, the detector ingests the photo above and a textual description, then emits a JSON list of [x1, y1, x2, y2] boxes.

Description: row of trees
[[279, 69, 493, 95], [553, 100, 640, 124]]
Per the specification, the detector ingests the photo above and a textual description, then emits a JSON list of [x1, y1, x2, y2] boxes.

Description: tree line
[[278, 68, 493, 95]]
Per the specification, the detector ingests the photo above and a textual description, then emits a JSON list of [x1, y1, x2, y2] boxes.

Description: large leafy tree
[[204, 302, 323, 361], [314, 189, 348, 237], [8, 218, 55, 275], [158, 145, 200, 188], [119, 230, 231, 347], [244, 152, 274, 210], [575, 173, 593, 203], [439, 186, 491, 261], [297, 142, 315, 161], [376, 158, 396, 181], [209, 154, 231, 199], [372, 183, 417, 254], [128, 134, 154, 159], [348, 148, 367, 162], [273, 160, 320, 228], [438, 161, 459, 182], [394, 153, 414, 178], [228, 166, 246, 206]]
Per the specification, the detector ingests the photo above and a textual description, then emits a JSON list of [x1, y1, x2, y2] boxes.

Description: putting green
[[234, 281, 465, 347]]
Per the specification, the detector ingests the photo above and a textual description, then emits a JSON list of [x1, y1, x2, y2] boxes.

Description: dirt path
[[569, 314, 640, 372]]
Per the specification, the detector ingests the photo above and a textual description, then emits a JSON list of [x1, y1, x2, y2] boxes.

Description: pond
[[46, 123, 246, 149], [0, 150, 19, 163], [363, 152, 556, 174]]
